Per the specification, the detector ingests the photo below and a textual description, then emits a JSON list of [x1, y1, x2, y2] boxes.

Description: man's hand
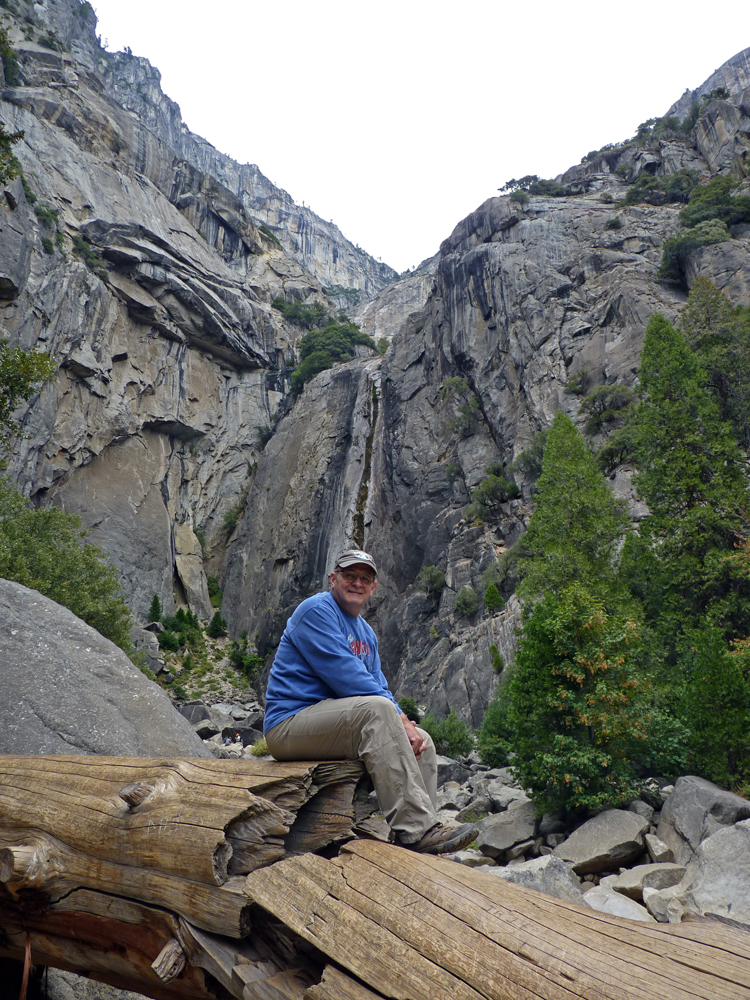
[[400, 712, 426, 759]]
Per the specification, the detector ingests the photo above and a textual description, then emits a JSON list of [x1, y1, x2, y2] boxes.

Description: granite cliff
[[2, 0, 749, 724]]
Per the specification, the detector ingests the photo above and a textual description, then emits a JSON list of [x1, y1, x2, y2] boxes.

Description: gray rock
[[452, 849, 494, 868], [611, 863, 687, 900], [628, 799, 655, 823], [436, 756, 473, 785], [0, 578, 210, 757], [44, 967, 146, 1000], [644, 832, 674, 864], [647, 818, 750, 925], [477, 855, 585, 904], [457, 796, 492, 820], [487, 780, 531, 812], [656, 775, 750, 866], [553, 809, 650, 874], [582, 886, 656, 922], [436, 782, 469, 811], [476, 799, 536, 858]]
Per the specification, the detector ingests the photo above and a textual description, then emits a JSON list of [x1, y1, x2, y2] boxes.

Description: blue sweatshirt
[[263, 591, 400, 733]]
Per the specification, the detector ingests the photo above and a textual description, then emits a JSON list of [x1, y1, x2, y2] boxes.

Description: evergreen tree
[[516, 411, 629, 605], [625, 313, 750, 646], [674, 622, 750, 788], [148, 593, 162, 623], [679, 278, 750, 447], [206, 611, 228, 638], [0, 478, 132, 650], [506, 585, 657, 814]]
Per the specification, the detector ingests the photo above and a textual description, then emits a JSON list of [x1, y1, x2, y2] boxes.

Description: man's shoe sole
[[404, 823, 479, 855]]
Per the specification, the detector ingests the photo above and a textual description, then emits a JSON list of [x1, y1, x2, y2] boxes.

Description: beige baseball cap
[[335, 548, 378, 576]]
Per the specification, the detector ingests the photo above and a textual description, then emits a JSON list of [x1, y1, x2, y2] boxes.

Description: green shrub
[[509, 429, 548, 480], [272, 296, 328, 329], [604, 216, 622, 231], [578, 384, 637, 437], [20, 174, 36, 204], [658, 220, 731, 284], [227, 632, 263, 679], [563, 367, 589, 396], [454, 586, 479, 617], [421, 709, 475, 757], [506, 586, 681, 814], [483, 584, 503, 613], [466, 466, 520, 521], [206, 611, 228, 638], [509, 189, 529, 205], [477, 686, 513, 768], [488, 643, 504, 674], [223, 504, 243, 535], [158, 629, 181, 652], [72, 234, 109, 283], [41, 237, 54, 255], [290, 320, 376, 394], [623, 169, 698, 207], [398, 696, 421, 723], [680, 176, 750, 229], [445, 462, 462, 483], [207, 575, 222, 607], [377, 338, 389, 355], [0, 28, 20, 87], [417, 565, 446, 597], [34, 202, 59, 227], [251, 737, 269, 757]]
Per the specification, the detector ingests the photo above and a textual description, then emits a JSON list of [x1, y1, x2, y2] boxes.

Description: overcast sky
[[90, 1, 748, 274]]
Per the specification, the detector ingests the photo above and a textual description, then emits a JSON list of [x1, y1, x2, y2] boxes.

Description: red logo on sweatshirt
[[350, 639, 370, 657]]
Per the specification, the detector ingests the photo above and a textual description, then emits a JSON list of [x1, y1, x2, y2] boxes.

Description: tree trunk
[[2, 756, 749, 1000]]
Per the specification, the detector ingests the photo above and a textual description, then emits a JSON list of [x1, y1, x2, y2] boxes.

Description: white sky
[[90, 1, 749, 273]]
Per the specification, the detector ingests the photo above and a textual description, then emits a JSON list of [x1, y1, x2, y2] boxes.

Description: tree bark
[[2, 757, 750, 1000]]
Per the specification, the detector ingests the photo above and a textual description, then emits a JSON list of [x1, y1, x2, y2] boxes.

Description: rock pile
[[435, 757, 750, 925]]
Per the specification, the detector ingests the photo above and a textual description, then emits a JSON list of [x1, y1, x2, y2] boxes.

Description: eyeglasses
[[337, 569, 376, 585]]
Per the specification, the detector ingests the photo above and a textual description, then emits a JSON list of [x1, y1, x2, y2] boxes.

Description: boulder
[[476, 799, 536, 859], [436, 755, 473, 785], [644, 832, 674, 864], [582, 886, 656, 923], [553, 809, 650, 874], [477, 855, 586, 904], [0, 578, 211, 756], [611, 863, 686, 901], [646, 818, 750, 925], [486, 780, 531, 812], [656, 775, 750, 866]]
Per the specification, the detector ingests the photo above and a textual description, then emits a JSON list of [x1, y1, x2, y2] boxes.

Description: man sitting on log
[[263, 548, 478, 854]]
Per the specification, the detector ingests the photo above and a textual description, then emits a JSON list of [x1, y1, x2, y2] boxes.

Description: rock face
[[0, 0, 389, 621], [3, 3, 750, 730], [0, 578, 211, 756]]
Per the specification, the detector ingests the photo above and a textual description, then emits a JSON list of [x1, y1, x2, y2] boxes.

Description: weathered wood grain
[[243, 839, 750, 1000]]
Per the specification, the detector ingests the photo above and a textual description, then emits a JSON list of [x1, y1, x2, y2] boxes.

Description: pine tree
[[516, 411, 629, 605], [506, 585, 661, 814], [679, 278, 750, 447], [625, 313, 750, 645], [147, 593, 162, 623]]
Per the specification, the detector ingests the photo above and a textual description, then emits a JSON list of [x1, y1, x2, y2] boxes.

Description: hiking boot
[[401, 822, 478, 855]]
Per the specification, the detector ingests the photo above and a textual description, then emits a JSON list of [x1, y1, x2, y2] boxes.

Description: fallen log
[[2, 756, 750, 1000], [243, 839, 750, 1000]]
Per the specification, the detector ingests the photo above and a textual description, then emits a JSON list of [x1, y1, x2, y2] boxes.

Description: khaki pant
[[265, 695, 439, 843]]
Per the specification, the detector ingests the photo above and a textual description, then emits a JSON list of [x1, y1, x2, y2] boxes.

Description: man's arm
[[289, 602, 399, 704]]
